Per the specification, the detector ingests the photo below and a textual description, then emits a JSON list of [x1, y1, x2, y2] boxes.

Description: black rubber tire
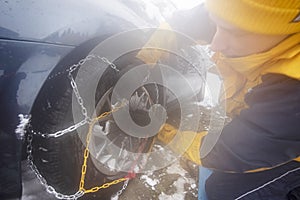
[[29, 50, 155, 200]]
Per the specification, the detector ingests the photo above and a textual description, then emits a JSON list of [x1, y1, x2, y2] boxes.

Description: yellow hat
[[205, 0, 300, 35]]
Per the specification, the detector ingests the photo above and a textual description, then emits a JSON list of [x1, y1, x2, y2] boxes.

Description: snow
[[15, 114, 31, 140], [159, 191, 185, 200], [166, 162, 188, 177], [140, 174, 160, 190], [138, 157, 197, 199], [158, 177, 186, 200]]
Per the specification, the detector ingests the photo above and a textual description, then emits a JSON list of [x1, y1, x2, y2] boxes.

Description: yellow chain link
[[79, 101, 129, 194], [84, 177, 128, 194]]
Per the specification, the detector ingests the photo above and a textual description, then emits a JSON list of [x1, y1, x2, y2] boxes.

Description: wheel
[[29, 49, 157, 199], [28, 29, 208, 199]]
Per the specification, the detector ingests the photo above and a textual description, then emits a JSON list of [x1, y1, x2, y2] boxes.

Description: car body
[[0, 1, 207, 199], [0, 0, 169, 133]]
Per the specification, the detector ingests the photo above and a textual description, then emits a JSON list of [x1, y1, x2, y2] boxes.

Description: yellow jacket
[[137, 25, 300, 172]]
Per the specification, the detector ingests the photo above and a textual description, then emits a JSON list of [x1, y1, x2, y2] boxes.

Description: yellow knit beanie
[[205, 0, 300, 35]]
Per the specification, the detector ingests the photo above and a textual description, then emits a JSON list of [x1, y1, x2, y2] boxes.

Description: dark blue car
[[0, 1, 209, 199]]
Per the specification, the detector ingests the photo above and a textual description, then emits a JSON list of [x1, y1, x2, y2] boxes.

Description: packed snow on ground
[[141, 157, 197, 200]]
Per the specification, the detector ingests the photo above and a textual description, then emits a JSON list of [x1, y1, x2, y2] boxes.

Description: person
[[136, 0, 300, 199]]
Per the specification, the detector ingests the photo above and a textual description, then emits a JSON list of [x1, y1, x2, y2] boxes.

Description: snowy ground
[[21, 144, 199, 200], [20, 105, 220, 200], [117, 158, 199, 200], [116, 144, 199, 200]]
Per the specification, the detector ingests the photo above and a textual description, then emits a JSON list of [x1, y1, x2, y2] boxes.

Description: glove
[[157, 123, 207, 165]]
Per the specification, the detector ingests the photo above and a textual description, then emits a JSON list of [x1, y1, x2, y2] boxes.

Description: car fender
[[0, 39, 74, 132]]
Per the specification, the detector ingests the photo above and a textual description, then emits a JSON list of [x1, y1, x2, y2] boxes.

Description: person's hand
[[157, 123, 207, 165]]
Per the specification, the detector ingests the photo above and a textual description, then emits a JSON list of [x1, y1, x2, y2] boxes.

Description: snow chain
[[25, 55, 134, 199], [79, 101, 130, 194]]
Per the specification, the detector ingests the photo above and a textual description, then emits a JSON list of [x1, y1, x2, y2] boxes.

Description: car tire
[[29, 50, 155, 200]]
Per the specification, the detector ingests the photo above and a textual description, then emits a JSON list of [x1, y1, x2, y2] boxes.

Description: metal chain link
[[68, 73, 91, 123], [97, 55, 120, 72], [113, 179, 129, 198], [26, 130, 84, 200], [67, 54, 98, 123], [47, 54, 120, 79], [30, 119, 87, 138], [47, 54, 96, 80], [42, 54, 121, 138], [48, 119, 88, 138], [25, 54, 126, 199], [68, 54, 96, 73]]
